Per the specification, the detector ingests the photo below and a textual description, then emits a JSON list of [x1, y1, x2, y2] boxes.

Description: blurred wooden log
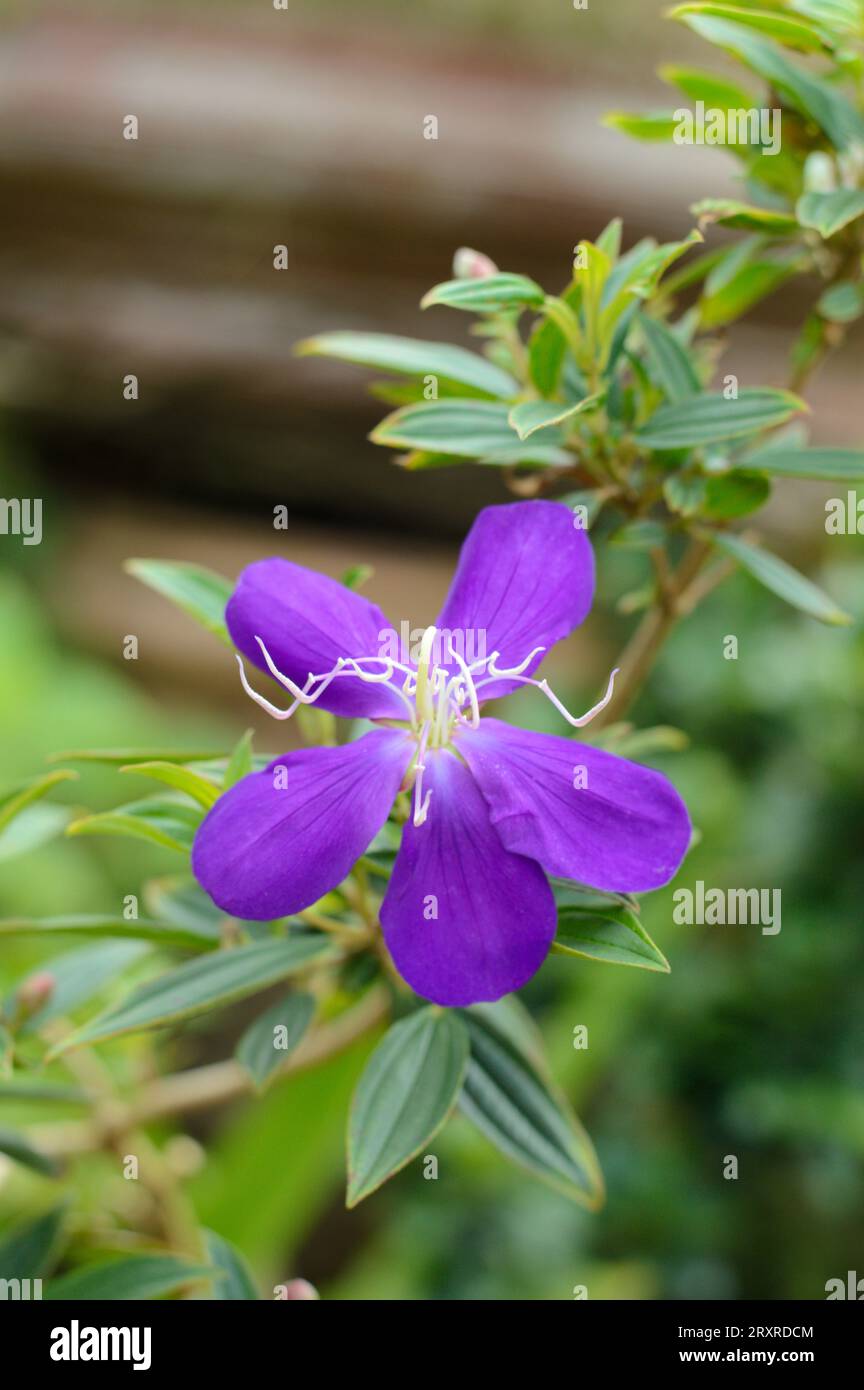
[[0, 10, 860, 537]]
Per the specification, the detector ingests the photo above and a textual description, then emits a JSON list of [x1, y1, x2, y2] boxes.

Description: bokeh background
[[1, 0, 862, 1300]]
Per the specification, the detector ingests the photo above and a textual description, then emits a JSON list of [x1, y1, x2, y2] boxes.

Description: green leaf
[[0, 1083, 87, 1104], [223, 729, 254, 789], [659, 246, 725, 298], [49, 746, 228, 766], [610, 519, 667, 549], [295, 330, 518, 399], [56, 937, 338, 1050], [797, 189, 864, 237], [676, 13, 864, 149], [639, 314, 701, 401], [0, 770, 77, 836], [11, 941, 150, 1034], [0, 803, 72, 864], [714, 532, 852, 625], [704, 235, 765, 296], [549, 881, 637, 913], [553, 904, 670, 973], [576, 239, 612, 350], [554, 488, 609, 530], [744, 446, 864, 480], [528, 282, 585, 397], [347, 1007, 469, 1207], [507, 393, 603, 440], [788, 0, 863, 36], [692, 198, 798, 233], [790, 310, 829, 381], [369, 377, 454, 407], [699, 259, 798, 328], [0, 1206, 65, 1280], [659, 62, 757, 110], [45, 1254, 213, 1301], [603, 232, 703, 307], [0, 1128, 61, 1178], [817, 282, 864, 323], [143, 877, 227, 941], [596, 217, 623, 261], [602, 110, 682, 141], [528, 315, 568, 396], [703, 470, 771, 518], [636, 389, 805, 448], [0, 912, 217, 952], [371, 400, 563, 458], [204, 1230, 260, 1300], [341, 564, 374, 592], [235, 993, 315, 1090], [119, 761, 220, 810], [664, 473, 708, 516], [599, 724, 690, 758], [598, 232, 703, 355], [66, 795, 204, 854], [668, 4, 835, 52], [458, 1001, 603, 1208], [420, 273, 545, 314], [125, 560, 234, 646]]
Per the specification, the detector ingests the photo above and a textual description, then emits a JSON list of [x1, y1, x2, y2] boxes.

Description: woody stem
[[592, 537, 713, 728]]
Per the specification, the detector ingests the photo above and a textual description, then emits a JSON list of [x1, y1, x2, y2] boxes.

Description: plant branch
[[35, 986, 391, 1158], [594, 537, 713, 727]]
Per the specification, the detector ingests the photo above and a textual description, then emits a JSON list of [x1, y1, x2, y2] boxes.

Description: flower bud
[[282, 1278, 320, 1301], [15, 971, 55, 1020], [452, 247, 498, 280]]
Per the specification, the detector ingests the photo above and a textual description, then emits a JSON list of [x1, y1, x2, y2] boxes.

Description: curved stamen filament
[[236, 655, 299, 720], [445, 640, 480, 729], [238, 639, 419, 727], [464, 645, 546, 679], [235, 626, 605, 834], [473, 665, 620, 728], [255, 639, 345, 708]]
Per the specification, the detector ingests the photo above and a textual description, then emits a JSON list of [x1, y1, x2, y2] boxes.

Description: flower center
[[233, 630, 618, 828]]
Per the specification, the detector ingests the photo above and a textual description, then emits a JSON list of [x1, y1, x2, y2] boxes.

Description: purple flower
[[192, 501, 691, 1007]]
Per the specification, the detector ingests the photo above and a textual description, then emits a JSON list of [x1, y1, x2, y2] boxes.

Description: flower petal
[[434, 501, 594, 700], [458, 719, 691, 892], [192, 730, 413, 918], [380, 749, 556, 1006], [227, 558, 407, 719]]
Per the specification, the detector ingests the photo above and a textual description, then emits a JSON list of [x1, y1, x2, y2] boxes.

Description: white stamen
[[236, 654, 295, 720], [414, 625, 437, 724], [473, 665, 620, 728], [445, 640, 480, 729], [238, 640, 418, 726], [234, 622, 610, 836], [487, 646, 546, 678], [412, 721, 433, 826]]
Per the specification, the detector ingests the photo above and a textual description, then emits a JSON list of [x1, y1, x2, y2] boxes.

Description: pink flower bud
[[452, 247, 498, 280], [282, 1279, 320, 1301], [16, 971, 55, 1017]]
